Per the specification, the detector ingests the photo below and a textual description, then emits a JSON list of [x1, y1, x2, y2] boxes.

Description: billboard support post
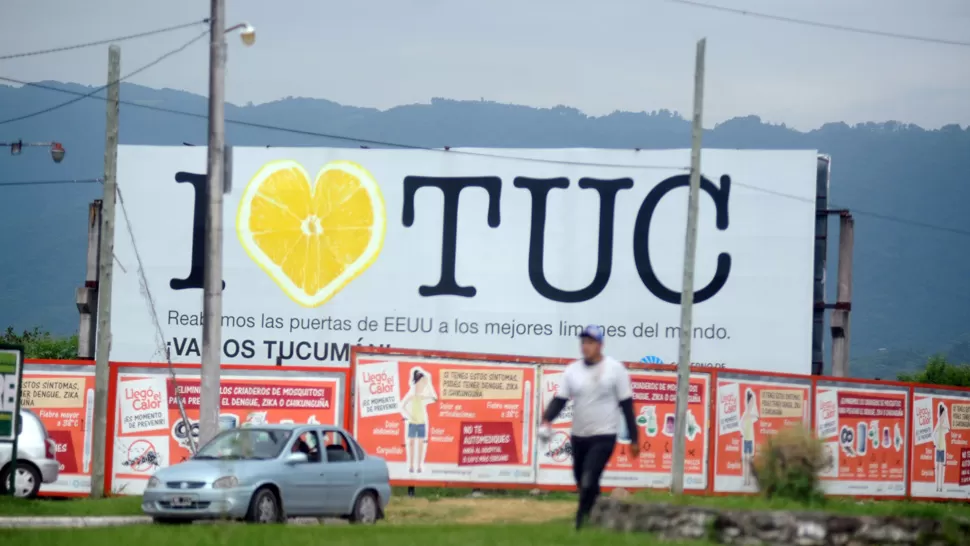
[[812, 158, 831, 375], [671, 37, 706, 495], [90, 44, 120, 499], [831, 212, 854, 377]]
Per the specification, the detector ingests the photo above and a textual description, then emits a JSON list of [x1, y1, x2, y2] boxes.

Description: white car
[[0, 409, 60, 498]]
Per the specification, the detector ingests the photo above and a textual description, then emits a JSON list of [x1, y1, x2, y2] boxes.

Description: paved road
[[0, 516, 345, 528]]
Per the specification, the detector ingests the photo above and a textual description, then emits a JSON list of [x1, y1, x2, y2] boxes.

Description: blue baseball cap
[[578, 324, 605, 342]]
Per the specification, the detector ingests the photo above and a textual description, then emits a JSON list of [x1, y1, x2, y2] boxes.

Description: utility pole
[[199, 0, 226, 446], [831, 212, 854, 377], [670, 38, 706, 495], [90, 44, 120, 498]]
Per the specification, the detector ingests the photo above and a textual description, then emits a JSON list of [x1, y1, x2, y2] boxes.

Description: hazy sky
[[1, 0, 968, 131]]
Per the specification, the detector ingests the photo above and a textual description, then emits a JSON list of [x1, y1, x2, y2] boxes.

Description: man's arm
[[615, 365, 639, 447], [541, 371, 572, 425], [542, 397, 568, 424]]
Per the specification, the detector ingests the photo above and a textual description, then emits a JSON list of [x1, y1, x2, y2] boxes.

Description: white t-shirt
[[557, 356, 633, 438]]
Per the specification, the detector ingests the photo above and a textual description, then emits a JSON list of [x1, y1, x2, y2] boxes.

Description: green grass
[[4, 486, 969, 524], [0, 523, 712, 546], [0, 495, 144, 516], [631, 489, 970, 521]]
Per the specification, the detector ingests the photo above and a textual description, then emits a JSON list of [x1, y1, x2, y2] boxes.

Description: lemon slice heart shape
[[236, 160, 386, 307]]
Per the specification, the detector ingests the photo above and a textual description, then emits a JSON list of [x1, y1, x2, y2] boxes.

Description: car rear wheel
[[0, 463, 42, 499], [349, 491, 379, 525], [245, 487, 282, 524]]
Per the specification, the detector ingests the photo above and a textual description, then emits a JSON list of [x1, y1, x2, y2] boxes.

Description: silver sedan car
[[141, 424, 391, 524]]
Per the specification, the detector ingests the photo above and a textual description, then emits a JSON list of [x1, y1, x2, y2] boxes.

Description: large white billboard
[[110, 146, 817, 373]]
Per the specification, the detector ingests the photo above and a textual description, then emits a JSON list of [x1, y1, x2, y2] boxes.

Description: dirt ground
[[384, 497, 575, 525]]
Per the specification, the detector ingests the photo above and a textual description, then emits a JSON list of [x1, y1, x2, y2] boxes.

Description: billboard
[[109, 365, 345, 495], [110, 146, 818, 373], [537, 367, 710, 490], [910, 389, 970, 499], [712, 375, 811, 493], [353, 354, 538, 484], [814, 382, 908, 496], [21, 362, 95, 496]]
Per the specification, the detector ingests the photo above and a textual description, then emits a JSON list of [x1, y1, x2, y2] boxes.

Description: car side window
[[322, 430, 356, 463], [291, 431, 322, 463]]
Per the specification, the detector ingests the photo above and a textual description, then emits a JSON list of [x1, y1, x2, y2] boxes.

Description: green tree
[[897, 354, 970, 387], [0, 327, 79, 359]]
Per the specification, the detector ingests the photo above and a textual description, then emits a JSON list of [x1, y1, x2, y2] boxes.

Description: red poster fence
[[14, 349, 970, 503]]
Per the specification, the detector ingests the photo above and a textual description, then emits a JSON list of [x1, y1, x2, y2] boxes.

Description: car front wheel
[[349, 491, 379, 525], [245, 487, 282, 524]]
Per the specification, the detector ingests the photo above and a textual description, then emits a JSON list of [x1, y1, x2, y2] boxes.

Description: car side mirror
[[284, 452, 308, 465]]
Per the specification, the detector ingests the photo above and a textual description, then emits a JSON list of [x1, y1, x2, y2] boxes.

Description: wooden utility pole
[[90, 45, 120, 498], [831, 212, 854, 377], [671, 37, 706, 495]]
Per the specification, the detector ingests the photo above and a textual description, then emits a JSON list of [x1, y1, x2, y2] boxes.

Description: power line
[[0, 19, 208, 61], [2, 74, 968, 237], [0, 75, 688, 171], [0, 178, 102, 187], [0, 29, 209, 126], [663, 0, 970, 48]]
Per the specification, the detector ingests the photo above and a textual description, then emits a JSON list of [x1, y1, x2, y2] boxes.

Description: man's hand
[[629, 442, 641, 458]]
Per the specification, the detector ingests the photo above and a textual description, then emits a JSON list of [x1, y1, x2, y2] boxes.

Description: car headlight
[[212, 476, 239, 489], [146, 476, 161, 489]]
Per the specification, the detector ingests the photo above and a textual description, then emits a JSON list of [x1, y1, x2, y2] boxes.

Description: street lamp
[[227, 22, 256, 46], [2, 140, 66, 163]]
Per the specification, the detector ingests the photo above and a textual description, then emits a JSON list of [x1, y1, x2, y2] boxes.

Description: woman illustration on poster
[[400, 367, 437, 473], [933, 402, 950, 492], [740, 388, 759, 486]]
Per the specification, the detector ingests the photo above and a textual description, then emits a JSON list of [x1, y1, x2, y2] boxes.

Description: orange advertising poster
[[712, 378, 810, 493], [110, 368, 342, 495], [910, 390, 970, 499], [353, 357, 538, 484], [814, 385, 908, 496], [21, 364, 95, 496], [535, 368, 710, 490]]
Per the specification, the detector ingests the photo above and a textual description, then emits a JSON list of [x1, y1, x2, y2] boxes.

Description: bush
[[751, 425, 829, 504], [1, 326, 79, 359]]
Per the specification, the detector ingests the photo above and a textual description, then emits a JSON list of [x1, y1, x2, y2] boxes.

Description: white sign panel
[[111, 146, 818, 373]]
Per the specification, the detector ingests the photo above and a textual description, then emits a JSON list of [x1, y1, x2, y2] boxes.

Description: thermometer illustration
[[522, 380, 531, 464], [83, 388, 94, 474]]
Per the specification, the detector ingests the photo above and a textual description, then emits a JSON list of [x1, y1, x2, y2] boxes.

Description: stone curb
[[0, 516, 152, 528], [0, 516, 346, 529]]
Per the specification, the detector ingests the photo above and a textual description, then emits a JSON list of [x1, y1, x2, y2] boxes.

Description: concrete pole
[[831, 213, 854, 377], [90, 44, 120, 498], [199, 0, 226, 447], [76, 201, 102, 359], [670, 38, 706, 495]]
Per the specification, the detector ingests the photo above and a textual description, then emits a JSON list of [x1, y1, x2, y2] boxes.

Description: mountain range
[[1, 80, 968, 378]]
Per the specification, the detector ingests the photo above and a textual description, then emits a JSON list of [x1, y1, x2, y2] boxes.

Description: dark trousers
[[571, 433, 616, 529]]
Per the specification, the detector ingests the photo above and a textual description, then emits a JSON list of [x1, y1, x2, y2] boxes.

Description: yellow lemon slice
[[236, 160, 386, 307]]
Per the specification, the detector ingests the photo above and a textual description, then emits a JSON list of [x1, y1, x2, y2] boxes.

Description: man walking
[[540, 325, 639, 530]]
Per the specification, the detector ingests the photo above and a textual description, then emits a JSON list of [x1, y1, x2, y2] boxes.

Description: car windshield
[[193, 429, 292, 460]]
